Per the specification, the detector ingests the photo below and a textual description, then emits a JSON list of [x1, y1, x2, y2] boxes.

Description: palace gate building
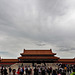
[[0, 49, 75, 66]]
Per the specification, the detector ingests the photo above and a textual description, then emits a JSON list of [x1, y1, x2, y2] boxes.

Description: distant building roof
[[1, 59, 18, 63], [58, 59, 75, 63], [20, 49, 56, 55]]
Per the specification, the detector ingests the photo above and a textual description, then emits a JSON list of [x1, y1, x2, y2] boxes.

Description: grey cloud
[[37, 0, 67, 16], [0, 51, 8, 54], [60, 47, 75, 52], [36, 43, 46, 46], [34, 41, 46, 46], [0, 0, 75, 58]]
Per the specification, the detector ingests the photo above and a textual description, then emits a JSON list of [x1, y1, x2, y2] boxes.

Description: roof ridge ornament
[[50, 49, 52, 52], [24, 49, 25, 53]]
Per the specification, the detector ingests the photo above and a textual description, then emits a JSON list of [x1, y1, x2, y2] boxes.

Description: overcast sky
[[0, 0, 75, 59]]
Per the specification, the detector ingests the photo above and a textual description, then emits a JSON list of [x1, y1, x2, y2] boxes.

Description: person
[[57, 71, 61, 75], [28, 67, 32, 75], [9, 67, 12, 75], [61, 72, 66, 75], [52, 70, 57, 75], [17, 68, 20, 75], [34, 67, 38, 75], [20, 67, 24, 75], [25, 66, 28, 75], [47, 67, 50, 75], [64, 66, 67, 72], [70, 68, 75, 75], [13, 69, 16, 75], [38, 67, 42, 75], [42, 67, 45, 75], [1, 66, 4, 75], [4, 67, 8, 75]]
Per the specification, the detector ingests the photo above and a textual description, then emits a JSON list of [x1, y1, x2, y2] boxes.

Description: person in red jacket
[[17, 68, 20, 75]]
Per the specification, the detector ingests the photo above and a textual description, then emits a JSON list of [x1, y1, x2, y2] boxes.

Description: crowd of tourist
[[0, 64, 75, 75]]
